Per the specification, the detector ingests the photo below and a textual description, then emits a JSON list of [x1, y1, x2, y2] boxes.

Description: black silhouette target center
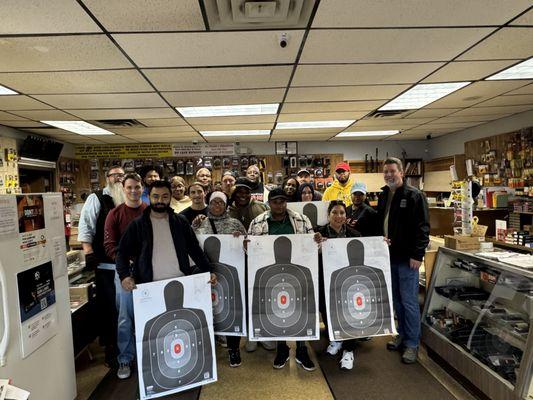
[[209, 261, 243, 333]]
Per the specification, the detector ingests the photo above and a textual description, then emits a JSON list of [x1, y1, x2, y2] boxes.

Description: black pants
[[277, 341, 306, 351], [227, 336, 241, 350], [95, 268, 118, 348]]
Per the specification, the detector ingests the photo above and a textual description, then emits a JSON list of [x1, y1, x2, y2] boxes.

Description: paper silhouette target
[[198, 235, 246, 336], [248, 235, 319, 341], [287, 201, 328, 227], [134, 274, 216, 399], [323, 237, 396, 341]]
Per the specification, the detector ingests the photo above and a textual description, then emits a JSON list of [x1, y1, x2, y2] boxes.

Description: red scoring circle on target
[[281, 295, 287, 305], [211, 292, 216, 302], [356, 296, 363, 306], [174, 343, 182, 354]]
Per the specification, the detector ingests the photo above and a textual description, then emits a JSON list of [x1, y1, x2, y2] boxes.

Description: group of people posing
[[77, 157, 429, 381]]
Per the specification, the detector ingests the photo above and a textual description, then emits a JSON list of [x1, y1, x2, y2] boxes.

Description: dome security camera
[[279, 33, 288, 48]]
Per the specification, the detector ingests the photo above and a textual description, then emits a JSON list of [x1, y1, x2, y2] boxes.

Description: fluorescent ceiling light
[[379, 82, 471, 110], [41, 120, 115, 135], [177, 103, 279, 117], [200, 130, 270, 137], [0, 85, 18, 95], [276, 120, 355, 129], [337, 130, 400, 138], [486, 58, 533, 80]]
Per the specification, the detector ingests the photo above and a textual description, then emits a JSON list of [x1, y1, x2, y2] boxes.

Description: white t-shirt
[[150, 213, 184, 281]]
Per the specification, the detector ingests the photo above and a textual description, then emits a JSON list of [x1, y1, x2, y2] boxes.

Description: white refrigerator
[[0, 193, 76, 400]]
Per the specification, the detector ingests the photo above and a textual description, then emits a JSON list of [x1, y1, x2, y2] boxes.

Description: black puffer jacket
[[377, 184, 430, 262], [116, 207, 211, 283]]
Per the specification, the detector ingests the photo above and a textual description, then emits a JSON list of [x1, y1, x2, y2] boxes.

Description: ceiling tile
[[458, 27, 533, 60], [405, 108, 461, 118], [474, 94, 533, 107], [109, 126, 196, 135], [0, 70, 152, 94], [426, 80, 529, 108], [122, 133, 202, 143], [422, 60, 522, 83], [277, 112, 364, 122], [12, 109, 78, 120], [0, 35, 133, 72], [145, 66, 292, 91], [83, 0, 205, 31], [0, 120, 47, 128], [421, 121, 485, 129], [136, 118, 188, 127], [83, 135, 140, 143], [300, 28, 494, 63], [186, 115, 277, 125], [0, 111, 25, 120], [350, 119, 424, 129], [285, 85, 408, 102], [0, 96, 52, 110], [67, 108, 178, 119], [510, 8, 533, 25], [33, 93, 166, 109], [281, 101, 382, 113], [113, 31, 305, 67], [271, 128, 342, 136], [430, 114, 511, 124], [454, 104, 533, 115], [163, 89, 285, 107], [270, 132, 336, 141], [504, 84, 533, 95], [0, 0, 101, 34], [312, 0, 533, 27], [292, 63, 443, 86]]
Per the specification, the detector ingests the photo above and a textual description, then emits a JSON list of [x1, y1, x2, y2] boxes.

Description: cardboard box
[[444, 235, 484, 250]]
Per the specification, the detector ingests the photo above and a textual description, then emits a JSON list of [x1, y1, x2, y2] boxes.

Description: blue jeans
[[390, 260, 420, 348], [114, 273, 136, 364]]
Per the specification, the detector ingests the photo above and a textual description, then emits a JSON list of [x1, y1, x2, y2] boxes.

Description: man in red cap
[[322, 162, 354, 206]]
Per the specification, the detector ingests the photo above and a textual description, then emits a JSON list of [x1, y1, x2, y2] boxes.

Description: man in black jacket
[[377, 157, 429, 364], [116, 180, 216, 291]]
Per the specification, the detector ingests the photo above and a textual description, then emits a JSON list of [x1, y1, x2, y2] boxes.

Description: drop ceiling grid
[[0, 2, 530, 144]]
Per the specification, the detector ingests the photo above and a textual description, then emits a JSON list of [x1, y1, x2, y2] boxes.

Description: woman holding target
[[314, 200, 361, 370]]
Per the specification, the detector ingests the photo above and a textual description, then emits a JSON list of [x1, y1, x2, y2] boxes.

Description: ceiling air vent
[[94, 119, 146, 128], [202, 0, 317, 30], [366, 109, 410, 119]]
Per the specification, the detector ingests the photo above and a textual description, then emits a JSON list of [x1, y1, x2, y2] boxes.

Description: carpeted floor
[[310, 334, 457, 400], [88, 369, 200, 400]]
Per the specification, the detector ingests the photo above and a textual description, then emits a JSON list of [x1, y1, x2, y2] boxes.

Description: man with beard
[[228, 178, 268, 231], [116, 179, 216, 302], [245, 164, 269, 202], [104, 173, 146, 379], [322, 162, 354, 206], [139, 164, 161, 204], [78, 165, 125, 367], [377, 157, 429, 364]]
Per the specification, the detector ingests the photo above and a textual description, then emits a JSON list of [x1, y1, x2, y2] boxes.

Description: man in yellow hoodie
[[322, 162, 354, 206]]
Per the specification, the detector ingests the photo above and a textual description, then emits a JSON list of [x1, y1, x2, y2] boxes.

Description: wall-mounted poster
[[323, 237, 396, 341], [16, 195, 48, 265], [287, 201, 329, 228], [133, 273, 216, 399], [248, 235, 319, 341], [197, 235, 246, 337], [16, 261, 58, 358]]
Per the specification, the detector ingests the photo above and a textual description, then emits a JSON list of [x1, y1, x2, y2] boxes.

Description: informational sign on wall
[[172, 144, 235, 157], [16, 261, 58, 358], [74, 143, 173, 159]]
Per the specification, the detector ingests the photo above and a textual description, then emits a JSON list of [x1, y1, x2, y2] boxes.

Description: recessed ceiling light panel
[[486, 58, 533, 80], [276, 120, 355, 129], [200, 130, 271, 137], [379, 82, 471, 110], [0, 85, 18, 95], [177, 103, 279, 117], [337, 130, 400, 137], [41, 120, 115, 135]]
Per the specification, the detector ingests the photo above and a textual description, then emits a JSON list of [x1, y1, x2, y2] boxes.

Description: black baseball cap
[[234, 177, 252, 191], [268, 187, 288, 201]]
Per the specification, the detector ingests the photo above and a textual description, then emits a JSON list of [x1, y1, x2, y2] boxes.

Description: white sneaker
[[340, 350, 354, 370], [245, 340, 258, 352], [117, 363, 131, 379], [327, 341, 343, 356]]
